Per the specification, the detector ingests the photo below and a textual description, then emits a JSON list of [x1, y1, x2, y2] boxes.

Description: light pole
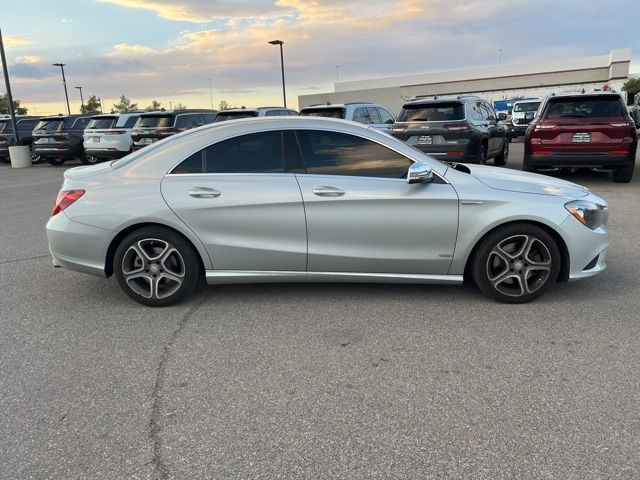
[[74, 86, 84, 113], [52, 63, 71, 115], [208, 77, 214, 110], [336, 65, 340, 84], [497, 48, 503, 67], [0, 28, 20, 144], [268, 40, 286, 108]]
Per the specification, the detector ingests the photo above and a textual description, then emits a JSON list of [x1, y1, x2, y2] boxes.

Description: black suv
[[32, 115, 92, 165], [391, 96, 509, 165], [0, 116, 41, 164], [131, 109, 218, 151]]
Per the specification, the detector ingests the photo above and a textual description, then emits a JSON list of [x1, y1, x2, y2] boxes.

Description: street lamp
[[74, 86, 84, 113], [208, 77, 214, 110], [268, 40, 286, 108], [52, 63, 71, 115]]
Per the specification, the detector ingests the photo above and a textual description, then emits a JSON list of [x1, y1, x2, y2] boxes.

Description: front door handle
[[189, 187, 221, 198], [312, 186, 345, 197]]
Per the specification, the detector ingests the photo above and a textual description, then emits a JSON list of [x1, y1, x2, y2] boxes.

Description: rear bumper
[[525, 152, 635, 168], [33, 145, 82, 159], [85, 148, 129, 159]]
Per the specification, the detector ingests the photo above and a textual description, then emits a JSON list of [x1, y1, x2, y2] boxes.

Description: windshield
[[397, 102, 464, 122], [214, 112, 258, 122], [34, 119, 64, 132], [299, 108, 346, 119], [135, 115, 174, 128], [513, 102, 540, 113], [544, 96, 625, 119], [87, 117, 117, 129]]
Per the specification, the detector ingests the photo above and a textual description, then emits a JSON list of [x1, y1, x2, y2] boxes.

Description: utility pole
[[336, 65, 340, 84], [498, 48, 504, 67], [75, 86, 84, 113], [268, 40, 287, 108], [0, 28, 20, 144], [52, 63, 71, 115], [208, 78, 214, 110]]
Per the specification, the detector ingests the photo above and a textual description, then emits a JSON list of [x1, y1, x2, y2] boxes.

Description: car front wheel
[[113, 227, 200, 307], [471, 223, 561, 303]]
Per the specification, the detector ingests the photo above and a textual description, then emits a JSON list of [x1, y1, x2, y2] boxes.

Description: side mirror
[[407, 162, 434, 184], [498, 112, 507, 121]]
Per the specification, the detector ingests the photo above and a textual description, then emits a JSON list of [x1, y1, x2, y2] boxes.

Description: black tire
[[471, 223, 561, 304], [79, 151, 90, 165], [612, 162, 634, 183], [47, 158, 66, 166], [493, 140, 509, 166], [522, 157, 535, 173], [28, 145, 43, 164], [113, 226, 200, 307], [85, 155, 100, 165], [1, 157, 10, 164], [478, 143, 488, 164]]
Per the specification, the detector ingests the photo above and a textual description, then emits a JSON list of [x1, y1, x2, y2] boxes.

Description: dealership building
[[298, 48, 633, 115]]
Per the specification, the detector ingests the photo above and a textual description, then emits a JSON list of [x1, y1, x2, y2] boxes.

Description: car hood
[[455, 164, 590, 198], [63, 162, 113, 182]]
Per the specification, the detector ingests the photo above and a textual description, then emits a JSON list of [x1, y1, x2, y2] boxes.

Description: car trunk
[[532, 118, 633, 152], [33, 119, 68, 146], [391, 102, 469, 147]]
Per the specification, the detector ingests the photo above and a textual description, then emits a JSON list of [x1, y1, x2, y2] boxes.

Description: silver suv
[[299, 102, 395, 130]]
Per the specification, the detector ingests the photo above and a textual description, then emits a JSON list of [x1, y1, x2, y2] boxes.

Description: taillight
[[534, 124, 556, 131], [444, 123, 471, 131], [52, 189, 85, 216], [104, 130, 127, 135], [446, 151, 465, 156], [609, 122, 634, 128]]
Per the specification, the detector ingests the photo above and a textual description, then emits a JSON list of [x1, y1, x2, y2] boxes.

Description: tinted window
[[352, 107, 373, 124], [366, 107, 382, 124], [377, 108, 394, 124], [203, 113, 218, 123], [299, 107, 346, 119], [72, 117, 91, 129], [35, 119, 64, 132], [265, 110, 279, 117], [205, 131, 284, 173], [176, 114, 203, 129], [513, 102, 540, 113], [136, 115, 174, 128], [16, 119, 36, 130], [0, 120, 9, 132], [171, 151, 204, 174], [214, 111, 258, 122], [87, 117, 117, 129], [123, 116, 140, 128], [296, 130, 411, 178], [397, 102, 464, 122], [543, 96, 625, 119]]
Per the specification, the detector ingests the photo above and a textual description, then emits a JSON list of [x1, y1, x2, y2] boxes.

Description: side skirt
[[205, 270, 464, 285]]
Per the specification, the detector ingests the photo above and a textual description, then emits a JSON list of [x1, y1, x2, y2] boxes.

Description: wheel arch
[[463, 219, 570, 283], [104, 222, 207, 278]]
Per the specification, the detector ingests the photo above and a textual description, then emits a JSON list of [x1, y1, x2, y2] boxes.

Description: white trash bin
[[9, 145, 31, 168]]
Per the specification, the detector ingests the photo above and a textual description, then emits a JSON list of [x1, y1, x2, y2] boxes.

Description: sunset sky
[[2, 0, 639, 116]]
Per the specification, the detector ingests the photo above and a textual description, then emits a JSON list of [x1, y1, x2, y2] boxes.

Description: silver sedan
[[46, 117, 609, 306]]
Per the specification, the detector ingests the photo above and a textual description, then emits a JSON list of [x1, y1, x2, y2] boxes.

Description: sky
[[1, 0, 639, 116]]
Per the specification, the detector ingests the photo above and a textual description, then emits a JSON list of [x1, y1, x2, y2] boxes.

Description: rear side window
[[543, 96, 626, 119], [17, 119, 37, 130], [397, 102, 464, 122], [122, 116, 140, 128], [35, 119, 64, 132], [136, 115, 174, 128], [203, 113, 218, 123], [72, 117, 92, 129], [265, 110, 279, 117], [205, 131, 284, 173], [299, 108, 346, 119], [377, 108, 394, 124], [87, 117, 117, 129], [214, 112, 258, 122], [176, 114, 203, 129], [296, 130, 411, 178]]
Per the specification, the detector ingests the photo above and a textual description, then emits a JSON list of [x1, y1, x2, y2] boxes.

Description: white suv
[[509, 99, 541, 140], [299, 102, 395, 130], [83, 112, 142, 164]]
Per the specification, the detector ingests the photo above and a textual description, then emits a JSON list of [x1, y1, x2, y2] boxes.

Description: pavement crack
[[0, 254, 50, 266], [149, 293, 210, 480]]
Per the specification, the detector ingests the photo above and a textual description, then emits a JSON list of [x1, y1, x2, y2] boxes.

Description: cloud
[[96, 0, 284, 22], [15, 55, 43, 64], [3, 35, 33, 47], [109, 43, 159, 56]]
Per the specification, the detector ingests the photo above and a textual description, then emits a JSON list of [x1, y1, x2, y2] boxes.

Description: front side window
[[377, 108, 394, 124], [296, 130, 411, 178], [352, 107, 373, 124], [366, 107, 382, 124]]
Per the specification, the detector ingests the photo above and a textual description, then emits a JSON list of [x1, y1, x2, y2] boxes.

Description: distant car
[[32, 115, 92, 166], [299, 102, 395, 130], [509, 99, 541, 140], [214, 107, 298, 122], [131, 109, 218, 151], [0, 116, 41, 164], [82, 112, 142, 164], [524, 92, 637, 182], [391, 96, 509, 165], [47, 117, 609, 307]]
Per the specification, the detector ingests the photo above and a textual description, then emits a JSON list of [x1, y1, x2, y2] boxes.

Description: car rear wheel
[[113, 227, 200, 307], [86, 156, 100, 165], [479, 144, 488, 164], [493, 140, 508, 166], [471, 223, 561, 303], [47, 158, 66, 166], [612, 163, 634, 183]]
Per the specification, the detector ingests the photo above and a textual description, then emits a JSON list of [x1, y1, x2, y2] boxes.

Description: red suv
[[524, 92, 637, 182]]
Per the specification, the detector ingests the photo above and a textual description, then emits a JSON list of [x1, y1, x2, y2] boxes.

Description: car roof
[[140, 109, 217, 116], [37, 114, 89, 120], [545, 91, 622, 99], [302, 102, 381, 109], [403, 96, 483, 106]]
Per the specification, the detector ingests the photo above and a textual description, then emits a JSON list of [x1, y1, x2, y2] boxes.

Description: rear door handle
[[312, 186, 345, 197], [189, 187, 221, 198]]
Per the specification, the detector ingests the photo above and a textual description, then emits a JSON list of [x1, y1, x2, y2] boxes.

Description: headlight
[[564, 200, 608, 230]]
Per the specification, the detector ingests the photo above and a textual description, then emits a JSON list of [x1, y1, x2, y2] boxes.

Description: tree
[[218, 100, 229, 111], [112, 95, 138, 113], [0, 94, 28, 115], [622, 77, 640, 104], [146, 100, 162, 111], [173, 102, 187, 110], [81, 95, 102, 115]]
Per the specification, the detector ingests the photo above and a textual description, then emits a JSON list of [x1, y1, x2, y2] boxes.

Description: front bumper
[[46, 212, 112, 278]]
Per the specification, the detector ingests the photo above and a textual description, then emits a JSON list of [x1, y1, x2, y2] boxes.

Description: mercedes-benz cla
[[46, 117, 609, 306]]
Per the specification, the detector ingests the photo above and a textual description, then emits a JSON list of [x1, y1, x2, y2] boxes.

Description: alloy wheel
[[486, 234, 552, 298], [121, 238, 185, 299]]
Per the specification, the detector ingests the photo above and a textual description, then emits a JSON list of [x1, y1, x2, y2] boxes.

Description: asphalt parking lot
[[1, 142, 639, 479]]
